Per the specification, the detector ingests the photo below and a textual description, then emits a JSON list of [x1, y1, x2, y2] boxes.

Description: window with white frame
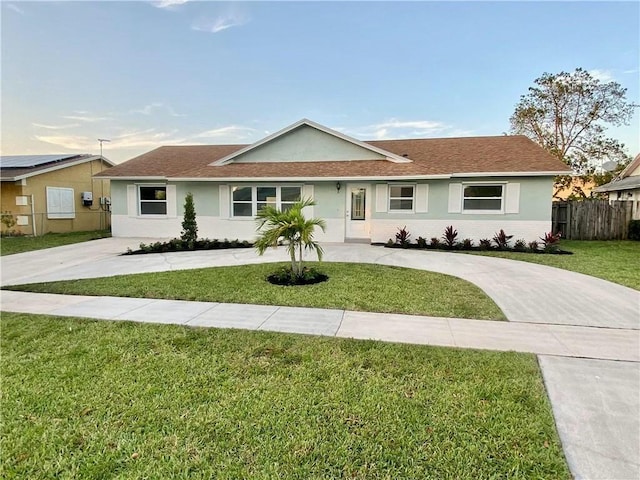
[[46, 187, 75, 219], [139, 186, 167, 215], [389, 185, 415, 211], [232, 186, 302, 217], [462, 184, 504, 212]]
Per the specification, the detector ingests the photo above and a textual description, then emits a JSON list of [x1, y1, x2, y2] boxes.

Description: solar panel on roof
[[0, 154, 85, 168]]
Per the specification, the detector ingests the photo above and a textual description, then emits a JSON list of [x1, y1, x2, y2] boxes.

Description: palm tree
[[254, 198, 326, 278]]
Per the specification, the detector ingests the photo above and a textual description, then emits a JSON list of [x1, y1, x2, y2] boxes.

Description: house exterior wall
[[0, 159, 111, 235], [607, 189, 640, 219], [110, 176, 554, 242], [0, 182, 29, 233], [368, 177, 552, 242]]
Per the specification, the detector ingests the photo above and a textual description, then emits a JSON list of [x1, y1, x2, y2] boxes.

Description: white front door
[[345, 183, 371, 240]]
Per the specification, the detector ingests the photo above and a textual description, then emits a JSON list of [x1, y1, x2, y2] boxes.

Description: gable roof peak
[[210, 118, 413, 166]]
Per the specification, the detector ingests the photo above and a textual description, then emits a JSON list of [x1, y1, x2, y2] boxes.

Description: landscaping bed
[[385, 226, 571, 254], [124, 238, 253, 255], [1, 313, 570, 479]]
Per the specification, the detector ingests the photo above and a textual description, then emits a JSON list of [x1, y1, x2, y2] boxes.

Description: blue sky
[[2, 0, 638, 164]]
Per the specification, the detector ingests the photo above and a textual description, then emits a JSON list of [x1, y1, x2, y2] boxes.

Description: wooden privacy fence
[[552, 200, 634, 240]]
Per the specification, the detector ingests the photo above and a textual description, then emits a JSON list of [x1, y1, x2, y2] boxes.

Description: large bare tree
[[510, 68, 637, 198]]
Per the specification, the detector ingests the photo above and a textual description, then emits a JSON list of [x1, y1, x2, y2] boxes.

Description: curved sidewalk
[[2, 290, 638, 362]]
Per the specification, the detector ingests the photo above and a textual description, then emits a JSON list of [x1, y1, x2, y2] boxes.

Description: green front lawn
[[469, 240, 640, 290], [1, 313, 570, 479], [4, 262, 505, 320], [0, 230, 111, 256]]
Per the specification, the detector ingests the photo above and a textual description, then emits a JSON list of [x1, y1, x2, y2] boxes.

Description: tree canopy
[[254, 198, 326, 278], [510, 68, 637, 196]]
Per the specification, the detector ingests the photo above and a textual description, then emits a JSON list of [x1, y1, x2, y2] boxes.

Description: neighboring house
[[96, 119, 570, 243], [553, 176, 598, 201], [593, 154, 640, 220], [0, 154, 114, 235]]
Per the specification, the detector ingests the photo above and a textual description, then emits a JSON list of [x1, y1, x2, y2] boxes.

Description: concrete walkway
[[2, 238, 639, 479], [2, 290, 638, 362]]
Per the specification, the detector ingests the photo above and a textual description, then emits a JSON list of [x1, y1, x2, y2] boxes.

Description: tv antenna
[[98, 138, 111, 158]]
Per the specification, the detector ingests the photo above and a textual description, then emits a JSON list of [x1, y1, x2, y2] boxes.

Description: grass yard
[[0, 230, 111, 256], [468, 240, 640, 290], [4, 262, 505, 320], [1, 313, 570, 479]]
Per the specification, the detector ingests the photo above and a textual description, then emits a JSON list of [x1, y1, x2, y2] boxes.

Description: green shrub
[[513, 239, 527, 252], [461, 238, 474, 250], [478, 239, 492, 251], [180, 192, 198, 246]]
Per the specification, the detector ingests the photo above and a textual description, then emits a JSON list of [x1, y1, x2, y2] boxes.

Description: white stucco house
[[96, 119, 571, 243], [594, 153, 640, 220]]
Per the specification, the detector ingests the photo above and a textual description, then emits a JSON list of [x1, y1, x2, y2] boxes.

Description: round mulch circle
[[267, 269, 329, 286]]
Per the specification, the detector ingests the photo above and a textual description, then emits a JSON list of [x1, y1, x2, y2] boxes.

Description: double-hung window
[[462, 184, 504, 212], [232, 185, 302, 217], [139, 186, 167, 215], [389, 185, 415, 212], [232, 186, 253, 217]]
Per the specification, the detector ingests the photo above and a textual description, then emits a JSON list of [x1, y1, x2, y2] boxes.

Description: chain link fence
[[1, 210, 111, 236]]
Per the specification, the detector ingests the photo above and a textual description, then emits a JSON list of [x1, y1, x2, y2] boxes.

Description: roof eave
[[94, 176, 169, 181], [2, 155, 114, 181], [103, 170, 565, 182], [594, 184, 640, 193], [451, 170, 571, 178]]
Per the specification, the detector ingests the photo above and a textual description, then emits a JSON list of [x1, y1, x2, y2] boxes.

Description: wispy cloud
[[623, 69, 638, 75], [588, 69, 615, 82], [35, 129, 190, 151], [5, 3, 25, 15], [32, 122, 81, 130], [129, 102, 186, 117], [34, 135, 94, 151], [193, 125, 256, 140], [192, 11, 249, 33], [346, 119, 450, 140], [62, 114, 111, 123], [152, 0, 189, 10]]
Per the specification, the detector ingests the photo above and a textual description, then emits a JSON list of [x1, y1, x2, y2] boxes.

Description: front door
[[345, 184, 371, 240]]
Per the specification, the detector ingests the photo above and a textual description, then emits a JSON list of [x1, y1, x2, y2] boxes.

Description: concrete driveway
[[2, 238, 638, 329], [2, 238, 639, 479]]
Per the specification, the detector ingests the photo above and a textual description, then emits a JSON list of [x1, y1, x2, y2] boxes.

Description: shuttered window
[[389, 185, 415, 211], [462, 185, 504, 212], [139, 186, 167, 215], [232, 186, 302, 217]]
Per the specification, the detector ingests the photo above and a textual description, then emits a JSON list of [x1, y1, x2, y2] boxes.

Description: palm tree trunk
[[289, 243, 296, 277], [298, 241, 303, 277]]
